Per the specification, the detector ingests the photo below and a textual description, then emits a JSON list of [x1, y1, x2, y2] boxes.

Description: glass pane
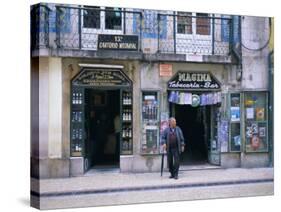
[[230, 123, 241, 151], [105, 7, 122, 30], [83, 6, 100, 28], [177, 12, 192, 34], [71, 87, 84, 157], [230, 93, 240, 122], [245, 121, 268, 151], [244, 92, 268, 152], [121, 90, 133, 155], [245, 92, 267, 121], [196, 13, 210, 35]]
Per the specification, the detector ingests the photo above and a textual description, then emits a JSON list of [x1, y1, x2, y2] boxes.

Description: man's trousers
[[167, 148, 180, 177]]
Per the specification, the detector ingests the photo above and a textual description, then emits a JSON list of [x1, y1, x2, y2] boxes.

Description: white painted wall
[[39, 58, 49, 159], [241, 16, 270, 90], [48, 57, 63, 158]]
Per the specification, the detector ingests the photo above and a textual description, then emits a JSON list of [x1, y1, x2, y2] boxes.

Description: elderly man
[[161, 117, 185, 179]]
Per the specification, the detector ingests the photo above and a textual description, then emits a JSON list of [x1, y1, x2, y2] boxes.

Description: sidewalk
[[31, 167, 274, 209]]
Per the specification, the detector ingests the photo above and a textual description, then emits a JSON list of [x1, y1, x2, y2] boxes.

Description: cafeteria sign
[[98, 34, 138, 51], [72, 69, 132, 87], [168, 71, 221, 90]]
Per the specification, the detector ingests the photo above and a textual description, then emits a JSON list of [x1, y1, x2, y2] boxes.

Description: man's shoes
[[169, 175, 174, 179], [174, 175, 178, 180]]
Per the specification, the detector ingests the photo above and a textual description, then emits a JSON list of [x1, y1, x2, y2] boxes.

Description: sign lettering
[[98, 34, 139, 51], [168, 71, 221, 90], [73, 69, 131, 87]]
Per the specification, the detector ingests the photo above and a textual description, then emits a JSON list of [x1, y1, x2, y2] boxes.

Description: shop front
[[70, 66, 133, 173], [167, 71, 222, 166], [68, 62, 271, 175]]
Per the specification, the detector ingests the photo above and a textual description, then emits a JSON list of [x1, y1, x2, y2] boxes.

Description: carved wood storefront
[[71, 68, 133, 172]]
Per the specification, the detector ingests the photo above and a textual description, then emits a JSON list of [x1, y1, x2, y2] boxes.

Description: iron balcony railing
[[31, 4, 241, 57], [30, 4, 50, 49], [55, 5, 143, 50], [157, 13, 236, 55]]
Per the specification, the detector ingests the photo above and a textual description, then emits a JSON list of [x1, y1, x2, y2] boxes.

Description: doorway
[[84, 89, 120, 169], [171, 103, 211, 165]]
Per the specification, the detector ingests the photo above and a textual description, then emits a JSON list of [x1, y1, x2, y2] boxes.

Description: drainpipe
[[268, 50, 273, 167]]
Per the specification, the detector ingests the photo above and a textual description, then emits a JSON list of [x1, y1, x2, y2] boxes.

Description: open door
[[208, 106, 220, 165], [83, 89, 92, 172]]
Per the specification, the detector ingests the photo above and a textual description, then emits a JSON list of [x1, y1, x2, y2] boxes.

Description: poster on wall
[[246, 126, 253, 138], [160, 112, 169, 134], [160, 112, 169, 154], [230, 107, 240, 121], [256, 108, 265, 121], [218, 120, 229, 152], [259, 127, 266, 137], [246, 108, 254, 119]]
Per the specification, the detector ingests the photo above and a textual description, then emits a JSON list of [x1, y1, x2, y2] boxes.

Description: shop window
[[229, 93, 241, 152], [83, 6, 101, 29], [71, 87, 84, 157], [121, 90, 133, 155], [196, 13, 210, 35], [141, 91, 160, 154], [177, 12, 192, 34], [105, 7, 122, 30], [244, 92, 268, 152]]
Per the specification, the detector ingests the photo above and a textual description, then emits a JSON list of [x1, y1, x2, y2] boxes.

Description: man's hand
[[181, 145, 185, 153], [162, 144, 167, 150]]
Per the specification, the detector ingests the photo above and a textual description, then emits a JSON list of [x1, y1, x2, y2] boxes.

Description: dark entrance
[[171, 104, 211, 165], [84, 89, 121, 169], [71, 68, 133, 173]]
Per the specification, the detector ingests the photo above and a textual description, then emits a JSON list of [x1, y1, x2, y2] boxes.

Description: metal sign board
[[98, 34, 139, 51], [72, 68, 132, 87], [167, 71, 221, 90]]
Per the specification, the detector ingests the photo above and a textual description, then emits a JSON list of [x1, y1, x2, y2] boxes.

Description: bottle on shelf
[[126, 93, 129, 105], [122, 129, 124, 138], [72, 93, 75, 104], [79, 93, 82, 104], [129, 93, 132, 105], [128, 111, 131, 121], [123, 94, 126, 105]]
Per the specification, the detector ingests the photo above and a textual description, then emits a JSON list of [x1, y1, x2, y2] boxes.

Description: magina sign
[[168, 71, 221, 90]]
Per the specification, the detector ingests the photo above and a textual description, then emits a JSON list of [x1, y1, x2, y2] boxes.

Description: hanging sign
[[159, 64, 173, 77], [72, 69, 132, 87], [98, 34, 139, 51], [167, 71, 221, 90], [191, 94, 200, 107]]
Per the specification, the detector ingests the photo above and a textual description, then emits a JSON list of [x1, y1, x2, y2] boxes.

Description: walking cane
[[161, 152, 164, 177], [160, 147, 166, 177]]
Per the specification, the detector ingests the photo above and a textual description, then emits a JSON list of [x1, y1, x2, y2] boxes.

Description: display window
[[141, 91, 160, 154], [229, 93, 241, 152], [244, 92, 268, 152]]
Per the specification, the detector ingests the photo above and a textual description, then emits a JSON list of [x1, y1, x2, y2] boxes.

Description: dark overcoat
[[161, 126, 185, 154]]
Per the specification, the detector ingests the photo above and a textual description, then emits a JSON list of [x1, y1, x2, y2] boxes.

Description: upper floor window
[[177, 12, 192, 34], [196, 13, 210, 35], [83, 6, 100, 29], [105, 7, 122, 30], [177, 12, 211, 35]]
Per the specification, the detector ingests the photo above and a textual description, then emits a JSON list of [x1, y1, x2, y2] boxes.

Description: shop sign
[[168, 71, 221, 90], [72, 69, 131, 87], [159, 64, 173, 77], [98, 34, 138, 51]]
